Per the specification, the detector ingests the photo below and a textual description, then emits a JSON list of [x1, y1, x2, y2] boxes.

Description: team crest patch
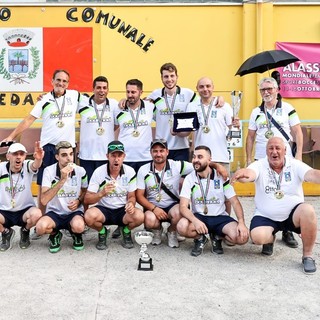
[[276, 108, 282, 116], [284, 171, 291, 182], [211, 110, 217, 118], [0, 28, 43, 91], [214, 179, 220, 189]]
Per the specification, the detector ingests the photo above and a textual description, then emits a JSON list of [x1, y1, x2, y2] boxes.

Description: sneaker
[[167, 231, 179, 248], [0, 228, 15, 252], [151, 227, 163, 245], [48, 231, 63, 253], [282, 231, 298, 248], [261, 243, 274, 256], [302, 257, 317, 275], [96, 227, 109, 250], [71, 232, 84, 251], [30, 228, 42, 240], [210, 233, 224, 254], [121, 229, 134, 249], [191, 235, 208, 257], [19, 227, 30, 249], [112, 226, 121, 239], [177, 233, 186, 242]]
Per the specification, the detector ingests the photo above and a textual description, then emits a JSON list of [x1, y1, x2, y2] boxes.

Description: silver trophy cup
[[228, 90, 242, 139], [135, 231, 154, 271]]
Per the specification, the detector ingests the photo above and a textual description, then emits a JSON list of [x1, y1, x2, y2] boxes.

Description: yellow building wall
[[1, 3, 320, 195]]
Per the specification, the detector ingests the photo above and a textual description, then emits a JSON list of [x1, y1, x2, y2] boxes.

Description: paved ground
[[1, 197, 320, 320]]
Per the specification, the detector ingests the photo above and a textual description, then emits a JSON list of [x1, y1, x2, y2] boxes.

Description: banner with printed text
[[0, 27, 92, 92], [276, 42, 320, 98]]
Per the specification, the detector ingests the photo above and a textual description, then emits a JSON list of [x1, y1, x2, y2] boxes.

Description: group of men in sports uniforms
[[0, 64, 318, 275]]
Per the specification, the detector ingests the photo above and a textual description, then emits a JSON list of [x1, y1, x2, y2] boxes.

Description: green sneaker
[[121, 229, 134, 249], [48, 231, 63, 253], [96, 226, 109, 250], [71, 232, 84, 251]]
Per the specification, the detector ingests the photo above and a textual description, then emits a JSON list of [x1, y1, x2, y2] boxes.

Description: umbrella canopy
[[235, 49, 300, 76]]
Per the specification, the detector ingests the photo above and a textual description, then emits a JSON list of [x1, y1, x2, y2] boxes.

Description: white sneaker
[[177, 233, 186, 242], [167, 231, 179, 248], [30, 228, 42, 240], [151, 228, 162, 245]]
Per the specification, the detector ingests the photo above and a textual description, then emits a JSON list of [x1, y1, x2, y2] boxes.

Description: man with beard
[[0, 142, 44, 251], [78, 76, 118, 180], [84, 140, 144, 250], [35, 141, 88, 253], [147, 63, 197, 161], [114, 79, 154, 173], [178, 145, 249, 257], [246, 77, 303, 249], [136, 139, 228, 248], [232, 137, 318, 274]]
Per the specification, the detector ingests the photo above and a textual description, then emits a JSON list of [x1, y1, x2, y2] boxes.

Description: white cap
[[7, 143, 27, 154]]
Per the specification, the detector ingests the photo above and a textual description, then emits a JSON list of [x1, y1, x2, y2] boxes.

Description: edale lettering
[[0, 93, 34, 106], [66, 7, 155, 52], [0, 7, 11, 21]]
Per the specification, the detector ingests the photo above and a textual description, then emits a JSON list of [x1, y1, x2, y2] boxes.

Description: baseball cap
[[150, 139, 168, 149], [107, 140, 125, 154], [7, 143, 27, 154]]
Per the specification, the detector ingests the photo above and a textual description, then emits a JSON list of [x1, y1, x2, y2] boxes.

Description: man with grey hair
[[233, 137, 318, 274], [246, 76, 303, 248]]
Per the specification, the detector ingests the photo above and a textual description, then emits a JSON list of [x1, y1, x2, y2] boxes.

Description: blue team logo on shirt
[[276, 108, 282, 116], [214, 180, 220, 189], [179, 94, 185, 102], [122, 176, 128, 186], [71, 176, 77, 186], [211, 110, 217, 118], [166, 169, 172, 177], [284, 171, 291, 182]]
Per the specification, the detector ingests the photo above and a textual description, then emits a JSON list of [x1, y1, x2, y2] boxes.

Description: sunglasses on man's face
[[108, 144, 124, 151]]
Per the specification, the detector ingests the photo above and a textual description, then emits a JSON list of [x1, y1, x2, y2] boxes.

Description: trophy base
[[138, 258, 153, 271]]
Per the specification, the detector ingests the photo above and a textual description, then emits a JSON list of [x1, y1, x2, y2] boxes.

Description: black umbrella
[[235, 49, 300, 76]]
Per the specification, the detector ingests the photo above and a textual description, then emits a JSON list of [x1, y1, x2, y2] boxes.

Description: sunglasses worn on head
[[108, 144, 124, 151]]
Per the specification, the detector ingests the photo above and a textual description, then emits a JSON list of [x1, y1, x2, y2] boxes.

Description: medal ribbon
[[93, 100, 107, 128], [264, 103, 276, 133], [128, 104, 141, 131], [270, 167, 284, 192], [9, 171, 21, 203], [164, 90, 177, 122], [200, 97, 216, 127], [196, 172, 211, 212], [152, 163, 166, 197], [54, 95, 66, 122]]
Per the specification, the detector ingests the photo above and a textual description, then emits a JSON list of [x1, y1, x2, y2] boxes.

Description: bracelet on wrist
[[151, 205, 157, 212]]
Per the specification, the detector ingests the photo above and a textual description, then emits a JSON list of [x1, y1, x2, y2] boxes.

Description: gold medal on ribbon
[[274, 190, 284, 199], [132, 130, 140, 137], [96, 127, 105, 135], [56, 120, 64, 128], [265, 130, 274, 139], [11, 199, 15, 208], [204, 205, 208, 214], [202, 126, 210, 133]]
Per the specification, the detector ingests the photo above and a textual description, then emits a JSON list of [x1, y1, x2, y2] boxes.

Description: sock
[[99, 227, 106, 235], [123, 226, 130, 234]]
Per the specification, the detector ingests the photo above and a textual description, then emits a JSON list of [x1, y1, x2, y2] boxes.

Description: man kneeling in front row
[[84, 140, 144, 250], [178, 145, 249, 256], [36, 141, 88, 253]]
